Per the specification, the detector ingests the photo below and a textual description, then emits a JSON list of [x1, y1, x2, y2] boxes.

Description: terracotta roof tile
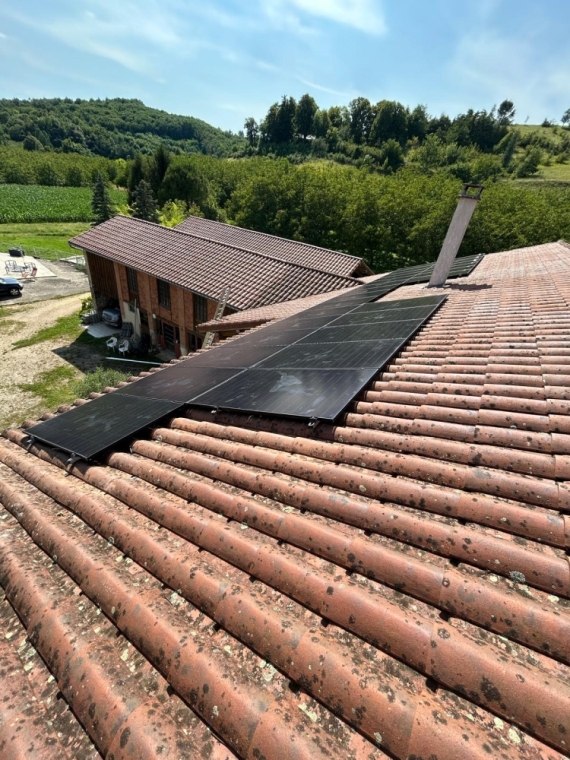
[[1, 240, 570, 758], [70, 216, 356, 311], [175, 215, 372, 277]]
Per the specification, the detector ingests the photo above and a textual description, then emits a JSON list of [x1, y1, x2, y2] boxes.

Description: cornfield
[[0, 184, 127, 223]]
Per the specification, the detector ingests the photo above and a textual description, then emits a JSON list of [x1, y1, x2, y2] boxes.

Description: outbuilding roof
[[70, 215, 357, 311], [175, 215, 373, 278], [1, 240, 570, 759], [199, 273, 389, 331]]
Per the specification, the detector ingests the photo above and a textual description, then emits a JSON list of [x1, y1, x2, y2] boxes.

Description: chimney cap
[[459, 183, 484, 200]]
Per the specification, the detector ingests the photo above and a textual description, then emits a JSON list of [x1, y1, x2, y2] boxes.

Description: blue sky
[[0, 1, 568, 132]]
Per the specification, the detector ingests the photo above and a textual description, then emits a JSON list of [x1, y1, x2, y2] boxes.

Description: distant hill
[[0, 98, 246, 159]]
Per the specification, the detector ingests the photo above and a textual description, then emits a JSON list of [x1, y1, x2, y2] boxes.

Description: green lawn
[[536, 163, 570, 182], [20, 365, 130, 411], [515, 124, 569, 146], [0, 222, 90, 259], [12, 311, 85, 348]]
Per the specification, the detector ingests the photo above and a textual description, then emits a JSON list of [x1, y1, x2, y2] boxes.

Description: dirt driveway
[[0, 292, 95, 429]]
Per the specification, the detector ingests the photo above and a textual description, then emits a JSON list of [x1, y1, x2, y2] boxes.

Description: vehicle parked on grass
[[0, 277, 23, 297]]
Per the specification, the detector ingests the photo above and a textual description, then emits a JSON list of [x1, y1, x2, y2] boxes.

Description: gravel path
[[0, 292, 93, 429]]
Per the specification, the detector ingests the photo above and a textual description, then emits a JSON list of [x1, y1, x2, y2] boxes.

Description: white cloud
[[297, 77, 354, 99], [261, 0, 386, 36], [3, 1, 183, 75], [449, 30, 570, 123]]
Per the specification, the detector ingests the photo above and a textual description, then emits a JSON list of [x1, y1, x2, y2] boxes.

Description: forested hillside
[[1, 95, 569, 272], [127, 152, 570, 272], [0, 98, 245, 158], [244, 95, 570, 181]]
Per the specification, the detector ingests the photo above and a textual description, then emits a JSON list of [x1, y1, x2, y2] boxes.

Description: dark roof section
[[175, 215, 373, 277], [1, 240, 570, 758], [199, 275, 389, 332], [70, 215, 357, 311]]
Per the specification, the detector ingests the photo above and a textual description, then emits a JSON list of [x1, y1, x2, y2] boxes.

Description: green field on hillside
[[0, 222, 90, 259], [0, 184, 127, 223]]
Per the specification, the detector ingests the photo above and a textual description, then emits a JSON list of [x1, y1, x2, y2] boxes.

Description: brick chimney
[[428, 184, 483, 288]]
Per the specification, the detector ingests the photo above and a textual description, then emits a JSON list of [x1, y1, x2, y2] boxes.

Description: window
[[126, 267, 138, 294], [194, 294, 208, 326], [157, 279, 171, 309]]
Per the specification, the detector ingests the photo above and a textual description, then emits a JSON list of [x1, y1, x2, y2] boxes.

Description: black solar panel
[[331, 305, 438, 325], [29, 248, 482, 459], [193, 294, 446, 419], [28, 394, 182, 459], [296, 319, 426, 343], [193, 368, 379, 421], [188, 343, 283, 368], [114, 365, 242, 402], [256, 339, 405, 370]]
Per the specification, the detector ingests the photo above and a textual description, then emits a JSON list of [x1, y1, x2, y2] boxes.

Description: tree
[[262, 96, 297, 143], [514, 146, 542, 178], [127, 154, 146, 204], [244, 117, 259, 147], [369, 100, 408, 146], [23, 134, 43, 151], [349, 97, 375, 144], [377, 139, 405, 173], [295, 94, 318, 140], [159, 200, 189, 227], [407, 105, 429, 141], [562, 109, 570, 126], [91, 172, 115, 224], [313, 110, 330, 138], [131, 179, 159, 222], [497, 100, 516, 125], [150, 143, 171, 194], [158, 158, 209, 208]]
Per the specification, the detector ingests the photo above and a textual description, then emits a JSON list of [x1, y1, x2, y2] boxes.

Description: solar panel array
[[28, 253, 482, 459]]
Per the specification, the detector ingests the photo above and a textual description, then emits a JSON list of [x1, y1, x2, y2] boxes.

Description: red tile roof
[[70, 216, 357, 311], [176, 215, 373, 277], [1, 240, 570, 759]]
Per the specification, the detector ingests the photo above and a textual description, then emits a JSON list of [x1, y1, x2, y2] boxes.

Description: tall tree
[[562, 108, 570, 126], [91, 172, 115, 224], [262, 96, 297, 143], [407, 105, 429, 141], [497, 100, 516, 125], [127, 154, 146, 204], [244, 117, 259, 147], [295, 94, 318, 140], [348, 97, 375, 144], [150, 143, 171, 194], [131, 179, 159, 222], [369, 100, 408, 146]]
